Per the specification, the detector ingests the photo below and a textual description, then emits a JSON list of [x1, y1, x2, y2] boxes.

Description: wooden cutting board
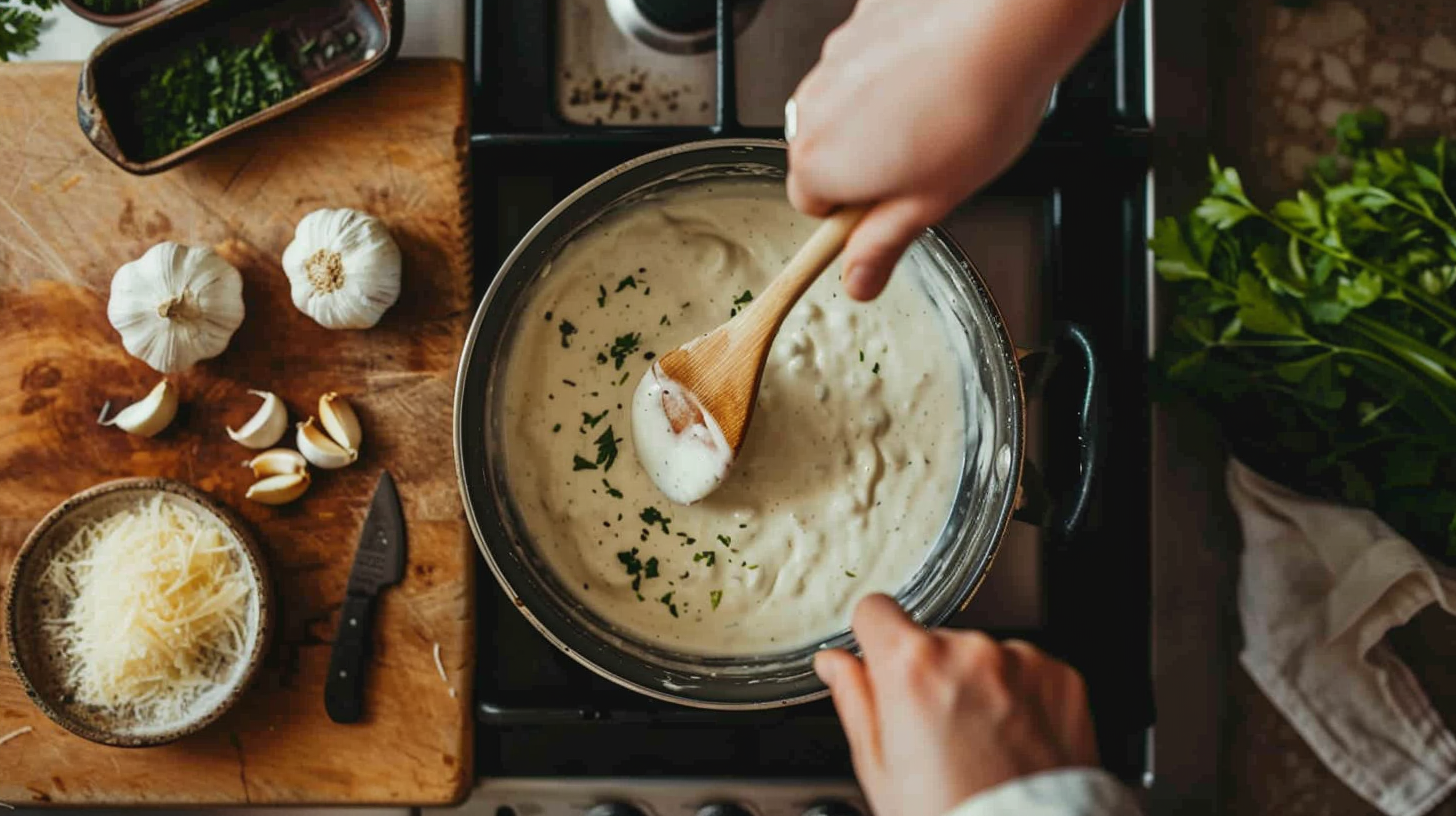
[[0, 60, 473, 805]]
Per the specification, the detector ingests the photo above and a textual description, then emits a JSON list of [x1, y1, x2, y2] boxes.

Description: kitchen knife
[[325, 470, 407, 724]]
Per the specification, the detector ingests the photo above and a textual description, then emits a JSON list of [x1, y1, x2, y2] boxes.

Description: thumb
[[815, 649, 883, 774], [839, 197, 937, 302]]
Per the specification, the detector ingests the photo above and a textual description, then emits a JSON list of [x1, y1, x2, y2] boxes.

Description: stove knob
[[696, 803, 754, 816], [802, 801, 862, 816], [587, 803, 647, 816]]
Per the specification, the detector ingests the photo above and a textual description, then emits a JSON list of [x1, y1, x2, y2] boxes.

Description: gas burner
[[605, 0, 764, 55]]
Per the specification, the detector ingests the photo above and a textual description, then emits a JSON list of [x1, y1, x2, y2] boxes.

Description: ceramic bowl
[[59, 0, 180, 28], [3, 478, 274, 747]]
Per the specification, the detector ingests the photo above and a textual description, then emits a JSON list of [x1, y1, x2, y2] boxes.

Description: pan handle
[[1012, 323, 1102, 541]]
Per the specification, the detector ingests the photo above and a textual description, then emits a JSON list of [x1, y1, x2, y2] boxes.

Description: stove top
[[461, 0, 1154, 808]]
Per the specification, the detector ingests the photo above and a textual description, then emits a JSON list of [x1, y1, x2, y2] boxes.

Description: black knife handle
[[325, 594, 375, 724]]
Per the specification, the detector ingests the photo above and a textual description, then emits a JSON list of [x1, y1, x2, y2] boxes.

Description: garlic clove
[[245, 471, 311, 505], [246, 448, 308, 479], [227, 389, 288, 449], [297, 417, 357, 469], [100, 379, 178, 437], [318, 392, 362, 452]]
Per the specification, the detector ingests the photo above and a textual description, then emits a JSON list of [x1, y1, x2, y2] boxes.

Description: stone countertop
[[1204, 2, 1456, 814]]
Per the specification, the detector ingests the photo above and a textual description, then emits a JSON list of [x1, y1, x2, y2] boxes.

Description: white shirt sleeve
[[942, 769, 1143, 816]]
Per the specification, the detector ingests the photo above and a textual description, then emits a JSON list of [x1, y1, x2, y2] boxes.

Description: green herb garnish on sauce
[[640, 506, 672, 534], [710, 590, 723, 610], [582, 408, 608, 428], [616, 276, 638, 292], [659, 591, 679, 618], [608, 333, 642, 369], [729, 289, 754, 317], [572, 455, 598, 471], [558, 319, 578, 348], [693, 551, 716, 567], [602, 479, 623, 499], [597, 285, 608, 307], [594, 426, 622, 471], [716, 534, 731, 547]]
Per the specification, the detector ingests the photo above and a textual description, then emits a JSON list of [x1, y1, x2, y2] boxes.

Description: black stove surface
[[468, 0, 1154, 785]]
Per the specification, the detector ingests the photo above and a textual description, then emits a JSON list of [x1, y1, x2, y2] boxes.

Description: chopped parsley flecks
[[859, 349, 865, 362], [572, 455, 598, 471], [618, 371, 631, 386], [544, 311, 553, 321], [872, 362, 881, 375], [594, 426, 622, 471], [597, 285, 608, 308], [617, 547, 644, 591], [644, 556, 660, 579], [659, 591, 679, 618], [729, 289, 754, 317], [644, 351, 656, 361], [582, 408, 609, 428], [558, 319, 577, 348], [616, 276, 638, 292], [608, 332, 642, 370], [640, 506, 672, 534], [845, 570, 858, 578], [693, 551, 717, 567], [710, 589, 723, 610], [716, 534, 732, 547], [596, 352, 608, 364], [562, 379, 577, 387], [746, 564, 760, 570], [659, 314, 671, 326], [552, 423, 562, 433], [602, 479, 623, 499]]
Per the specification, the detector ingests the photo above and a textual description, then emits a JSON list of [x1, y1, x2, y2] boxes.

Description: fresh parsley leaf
[[582, 409, 609, 428], [572, 455, 598, 471], [659, 591, 678, 617], [602, 479, 623, 499], [693, 551, 717, 567], [594, 426, 622, 471], [616, 276, 638, 292], [559, 319, 578, 348], [597, 285, 608, 307], [710, 589, 723, 610], [716, 534, 731, 547]]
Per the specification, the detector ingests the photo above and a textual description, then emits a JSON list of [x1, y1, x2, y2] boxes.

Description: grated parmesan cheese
[[40, 495, 252, 725], [0, 726, 32, 746]]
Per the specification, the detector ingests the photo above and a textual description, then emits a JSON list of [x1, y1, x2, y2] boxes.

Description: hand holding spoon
[[631, 205, 868, 504]]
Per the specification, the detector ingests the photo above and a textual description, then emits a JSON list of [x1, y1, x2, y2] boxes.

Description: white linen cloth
[[1227, 459, 1456, 816], [947, 769, 1141, 816]]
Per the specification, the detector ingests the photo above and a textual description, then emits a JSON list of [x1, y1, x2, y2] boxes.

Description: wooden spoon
[[636, 205, 867, 501]]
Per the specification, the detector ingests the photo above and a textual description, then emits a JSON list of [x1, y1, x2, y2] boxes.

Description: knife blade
[[325, 470, 407, 724]]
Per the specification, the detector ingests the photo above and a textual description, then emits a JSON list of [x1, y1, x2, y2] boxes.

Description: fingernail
[[842, 263, 862, 284]]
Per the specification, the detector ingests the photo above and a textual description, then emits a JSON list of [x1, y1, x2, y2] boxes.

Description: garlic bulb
[[108, 242, 245, 373], [282, 208, 401, 329]]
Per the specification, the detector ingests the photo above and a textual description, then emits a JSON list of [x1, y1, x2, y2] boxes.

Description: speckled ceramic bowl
[[3, 478, 273, 747]]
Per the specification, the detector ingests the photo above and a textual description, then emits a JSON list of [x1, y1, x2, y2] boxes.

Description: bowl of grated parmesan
[[4, 478, 273, 746]]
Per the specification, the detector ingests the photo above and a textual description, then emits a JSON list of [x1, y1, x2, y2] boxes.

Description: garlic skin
[[227, 390, 288, 449], [247, 448, 308, 479], [108, 242, 245, 373], [318, 392, 362, 452], [282, 209, 401, 329], [297, 417, 357, 469], [100, 379, 178, 437], [246, 471, 311, 505]]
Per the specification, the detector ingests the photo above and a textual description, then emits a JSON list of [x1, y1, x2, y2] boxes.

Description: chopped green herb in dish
[[710, 589, 723, 610], [558, 319, 578, 348], [131, 30, 303, 161], [640, 506, 671, 534], [608, 332, 642, 369], [602, 479, 623, 499], [658, 591, 678, 617]]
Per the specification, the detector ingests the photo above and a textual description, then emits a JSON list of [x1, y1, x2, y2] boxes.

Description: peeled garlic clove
[[100, 379, 178, 437], [246, 448, 308, 479], [227, 389, 288, 449], [246, 471, 311, 505], [297, 417, 357, 469], [318, 392, 362, 452]]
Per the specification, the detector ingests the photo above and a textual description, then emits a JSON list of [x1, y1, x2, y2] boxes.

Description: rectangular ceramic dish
[[77, 0, 403, 175]]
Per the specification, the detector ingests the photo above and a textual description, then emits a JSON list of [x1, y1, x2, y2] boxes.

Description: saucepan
[[454, 139, 1101, 709]]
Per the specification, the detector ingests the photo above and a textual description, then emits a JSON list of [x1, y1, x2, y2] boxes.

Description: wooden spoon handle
[[739, 204, 869, 341]]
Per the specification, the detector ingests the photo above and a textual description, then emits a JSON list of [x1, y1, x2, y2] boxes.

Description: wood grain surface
[[0, 59, 473, 805]]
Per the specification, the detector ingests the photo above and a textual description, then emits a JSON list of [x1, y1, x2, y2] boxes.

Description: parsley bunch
[[0, 0, 56, 62], [1155, 110, 1456, 559]]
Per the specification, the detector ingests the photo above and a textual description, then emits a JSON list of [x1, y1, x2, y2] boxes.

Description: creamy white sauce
[[501, 181, 964, 655], [632, 363, 734, 505]]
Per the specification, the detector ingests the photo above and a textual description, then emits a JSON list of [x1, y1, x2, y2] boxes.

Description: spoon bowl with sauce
[[632, 205, 867, 504]]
